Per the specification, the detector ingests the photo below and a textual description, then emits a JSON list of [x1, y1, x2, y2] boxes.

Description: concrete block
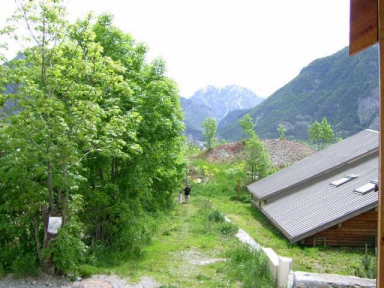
[[292, 271, 376, 288]]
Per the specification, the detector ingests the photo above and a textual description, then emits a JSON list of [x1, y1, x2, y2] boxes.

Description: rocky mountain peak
[[188, 85, 264, 121], [181, 85, 264, 141]]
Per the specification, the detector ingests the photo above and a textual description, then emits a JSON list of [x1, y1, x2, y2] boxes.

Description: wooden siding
[[302, 209, 378, 247]]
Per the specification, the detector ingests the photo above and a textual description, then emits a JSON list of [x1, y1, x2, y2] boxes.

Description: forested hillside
[[218, 45, 379, 141], [0, 2, 186, 276]]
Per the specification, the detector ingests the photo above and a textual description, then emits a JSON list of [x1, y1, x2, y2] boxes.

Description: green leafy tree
[[64, 13, 186, 253], [278, 124, 286, 140], [308, 120, 322, 149], [240, 115, 273, 182], [243, 136, 273, 181], [0, 2, 186, 275], [308, 117, 335, 150], [239, 114, 256, 138], [0, 1, 140, 274], [202, 117, 217, 150]]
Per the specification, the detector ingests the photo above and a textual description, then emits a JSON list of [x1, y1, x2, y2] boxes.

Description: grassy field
[[187, 157, 377, 277], [88, 157, 377, 285], [209, 194, 373, 275], [99, 196, 274, 287]]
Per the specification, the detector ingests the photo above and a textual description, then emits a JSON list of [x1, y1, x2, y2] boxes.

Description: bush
[[208, 209, 225, 223], [77, 265, 96, 278], [0, 264, 4, 278], [11, 252, 41, 277], [354, 253, 377, 279], [44, 195, 86, 277], [220, 222, 237, 236], [49, 218, 86, 277], [229, 194, 251, 203]]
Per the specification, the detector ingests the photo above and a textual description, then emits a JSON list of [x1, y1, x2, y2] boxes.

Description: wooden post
[[379, 1, 384, 286]]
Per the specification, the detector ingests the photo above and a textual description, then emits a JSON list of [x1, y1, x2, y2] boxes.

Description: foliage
[[218, 46, 379, 141], [239, 114, 256, 138], [185, 141, 200, 157], [0, 0, 186, 276], [308, 117, 335, 150], [353, 246, 377, 279], [10, 252, 41, 277], [222, 244, 273, 288], [239, 115, 274, 181], [201, 117, 217, 150], [190, 154, 371, 276], [278, 124, 286, 140], [191, 159, 245, 197], [219, 222, 237, 236], [208, 209, 225, 223], [46, 195, 86, 277]]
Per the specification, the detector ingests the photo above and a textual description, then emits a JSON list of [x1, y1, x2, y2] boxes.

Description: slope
[[218, 45, 379, 141]]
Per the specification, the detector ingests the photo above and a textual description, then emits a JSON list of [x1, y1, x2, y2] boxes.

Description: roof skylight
[[354, 180, 379, 195], [330, 174, 359, 187]]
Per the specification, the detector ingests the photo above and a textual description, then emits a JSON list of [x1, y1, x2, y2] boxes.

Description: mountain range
[[181, 85, 264, 140], [183, 45, 380, 142]]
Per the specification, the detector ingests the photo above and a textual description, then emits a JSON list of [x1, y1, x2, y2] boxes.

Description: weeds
[[208, 209, 225, 223], [222, 244, 274, 288], [220, 222, 237, 236], [353, 245, 377, 279]]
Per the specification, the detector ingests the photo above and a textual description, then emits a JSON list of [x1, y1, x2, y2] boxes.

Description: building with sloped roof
[[247, 129, 379, 247]]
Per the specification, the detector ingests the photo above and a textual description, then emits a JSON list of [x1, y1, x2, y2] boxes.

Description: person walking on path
[[178, 190, 183, 204], [184, 185, 191, 203]]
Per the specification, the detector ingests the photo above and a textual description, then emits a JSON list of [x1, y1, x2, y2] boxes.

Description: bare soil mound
[[204, 139, 316, 167]]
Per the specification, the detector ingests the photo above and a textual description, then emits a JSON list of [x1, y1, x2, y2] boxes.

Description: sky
[[0, 0, 350, 98]]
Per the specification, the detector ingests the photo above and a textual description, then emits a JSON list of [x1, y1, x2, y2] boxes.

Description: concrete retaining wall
[[235, 227, 292, 287], [233, 226, 376, 288]]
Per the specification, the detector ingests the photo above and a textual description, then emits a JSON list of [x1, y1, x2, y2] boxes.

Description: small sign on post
[[47, 217, 62, 234]]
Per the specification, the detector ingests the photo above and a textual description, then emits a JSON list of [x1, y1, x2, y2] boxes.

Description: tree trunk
[[47, 159, 55, 212], [43, 159, 58, 274], [31, 216, 43, 267], [42, 205, 56, 275]]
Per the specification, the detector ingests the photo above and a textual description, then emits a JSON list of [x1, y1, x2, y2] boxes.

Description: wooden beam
[[379, 0, 384, 286], [350, 0, 378, 55]]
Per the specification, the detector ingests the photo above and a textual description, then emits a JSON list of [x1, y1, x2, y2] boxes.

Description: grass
[[210, 195, 373, 275], [88, 157, 376, 284], [187, 157, 377, 276], [100, 196, 273, 287]]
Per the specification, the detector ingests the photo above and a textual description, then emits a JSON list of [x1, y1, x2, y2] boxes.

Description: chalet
[[247, 129, 379, 247]]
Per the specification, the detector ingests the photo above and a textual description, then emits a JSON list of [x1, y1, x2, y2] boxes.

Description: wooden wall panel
[[303, 210, 378, 247]]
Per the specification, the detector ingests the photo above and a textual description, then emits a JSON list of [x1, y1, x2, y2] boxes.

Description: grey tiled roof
[[261, 153, 378, 243], [247, 129, 379, 200]]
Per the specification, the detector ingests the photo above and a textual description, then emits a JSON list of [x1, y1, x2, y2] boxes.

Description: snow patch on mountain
[[189, 85, 264, 121]]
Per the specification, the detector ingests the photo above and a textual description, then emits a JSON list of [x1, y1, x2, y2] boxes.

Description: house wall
[[302, 209, 378, 247]]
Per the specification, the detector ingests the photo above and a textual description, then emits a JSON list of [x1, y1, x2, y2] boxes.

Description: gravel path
[[0, 274, 160, 288]]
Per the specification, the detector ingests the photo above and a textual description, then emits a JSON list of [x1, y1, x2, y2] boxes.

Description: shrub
[[208, 209, 225, 223], [229, 194, 250, 203], [220, 222, 237, 236], [354, 253, 377, 279], [11, 252, 41, 277], [77, 265, 96, 278]]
